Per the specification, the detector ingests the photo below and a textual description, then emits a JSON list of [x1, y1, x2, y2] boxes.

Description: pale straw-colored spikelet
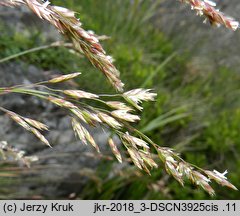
[[120, 132, 156, 174], [108, 138, 122, 163], [0, 0, 24, 6], [63, 90, 99, 99], [72, 118, 88, 145], [106, 101, 133, 112], [98, 112, 123, 129], [123, 133, 149, 149], [111, 110, 140, 123], [81, 109, 102, 124], [204, 170, 238, 190], [177, 161, 193, 179], [48, 72, 81, 83], [83, 128, 100, 153], [165, 155, 184, 186], [127, 147, 144, 170], [191, 171, 215, 196], [23, 117, 49, 131], [72, 118, 100, 152], [70, 108, 88, 124], [48, 96, 77, 109], [181, 0, 239, 30], [7, 111, 32, 131], [123, 88, 157, 110], [30, 127, 51, 147], [3, 110, 51, 147], [123, 89, 157, 102], [139, 150, 158, 169], [71, 108, 101, 126]]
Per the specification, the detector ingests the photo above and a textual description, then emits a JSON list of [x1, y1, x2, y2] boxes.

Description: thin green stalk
[[141, 52, 177, 88], [0, 42, 73, 64], [8, 88, 54, 99]]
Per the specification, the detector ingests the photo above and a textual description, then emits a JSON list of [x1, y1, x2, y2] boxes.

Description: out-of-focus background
[[0, 0, 240, 199]]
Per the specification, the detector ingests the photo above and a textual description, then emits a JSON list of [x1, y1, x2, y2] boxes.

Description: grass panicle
[[0, 0, 238, 196]]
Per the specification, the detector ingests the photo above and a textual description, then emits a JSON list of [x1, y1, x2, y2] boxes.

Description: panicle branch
[[0, 71, 237, 195], [0, 141, 38, 167], [0, 0, 124, 91], [181, 0, 239, 30]]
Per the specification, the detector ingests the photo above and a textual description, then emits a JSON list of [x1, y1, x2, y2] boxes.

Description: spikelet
[[108, 138, 122, 163], [48, 72, 81, 83], [123, 133, 149, 149], [98, 112, 122, 129], [70, 108, 88, 123], [5, 110, 51, 147], [72, 118, 87, 145], [81, 109, 102, 124], [0, 0, 24, 6], [123, 88, 157, 110], [111, 110, 140, 123], [23, 117, 49, 131], [30, 128, 51, 147], [72, 118, 100, 152], [139, 150, 158, 169], [63, 90, 99, 99], [204, 170, 238, 191], [164, 156, 184, 186], [106, 101, 133, 111], [191, 171, 215, 196], [127, 147, 144, 170], [48, 96, 77, 109]]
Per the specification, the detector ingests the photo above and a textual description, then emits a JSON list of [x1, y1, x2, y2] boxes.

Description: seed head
[[123, 133, 149, 149], [64, 90, 99, 99], [111, 110, 140, 122], [123, 88, 157, 110], [48, 72, 81, 83], [98, 112, 122, 129], [108, 138, 122, 163]]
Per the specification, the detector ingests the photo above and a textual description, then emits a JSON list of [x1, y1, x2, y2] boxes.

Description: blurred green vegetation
[[1, 0, 240, 199]]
